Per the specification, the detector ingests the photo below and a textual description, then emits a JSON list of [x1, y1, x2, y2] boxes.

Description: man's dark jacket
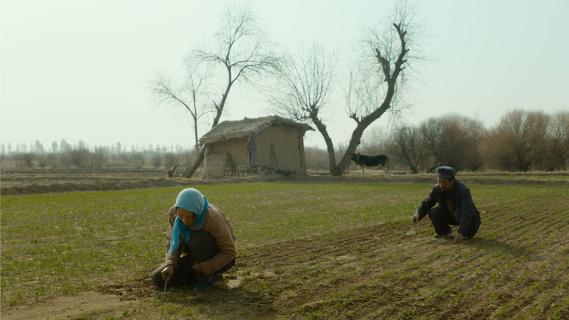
[[416, 180, 481, 236]]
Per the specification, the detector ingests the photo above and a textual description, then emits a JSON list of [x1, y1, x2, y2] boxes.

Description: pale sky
[[1, 0, 568, 150]]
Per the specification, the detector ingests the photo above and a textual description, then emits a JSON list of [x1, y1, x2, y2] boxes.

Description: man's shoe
[[434, 232, 453, 239]]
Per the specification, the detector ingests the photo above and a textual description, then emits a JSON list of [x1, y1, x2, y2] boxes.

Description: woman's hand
[[161, 265, 174, 281]]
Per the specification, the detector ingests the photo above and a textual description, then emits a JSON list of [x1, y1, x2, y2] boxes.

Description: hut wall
[[203, 137, 252, 177], [208, 137, 249, 167], [255, 125, 303, 173]]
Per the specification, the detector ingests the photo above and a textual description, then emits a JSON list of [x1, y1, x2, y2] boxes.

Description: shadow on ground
[[465, 237, 533, 257]]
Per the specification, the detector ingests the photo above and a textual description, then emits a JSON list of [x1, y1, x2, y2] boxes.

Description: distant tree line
[[355, 110, 569, 173], [0, 140, 195, 171], [2, 110, 568, 174]]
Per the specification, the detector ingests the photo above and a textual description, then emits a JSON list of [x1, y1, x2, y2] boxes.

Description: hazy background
[[1, 0, 568, 150]]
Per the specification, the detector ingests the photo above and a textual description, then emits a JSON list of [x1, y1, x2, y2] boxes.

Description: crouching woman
[[152, 188, 236, 291]]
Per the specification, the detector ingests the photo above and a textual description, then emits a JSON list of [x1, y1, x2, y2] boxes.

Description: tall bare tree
[[525, 111, 550, 169], [385, 125, 423, 173], [181, 5, 280, 178], [152, 67, 210, 150], [480, 110, 549, 171], [420, 115, 484, 171], [274, 3, 414, 176], [271, 45, 336, 172], [544, 111, 569, 170]]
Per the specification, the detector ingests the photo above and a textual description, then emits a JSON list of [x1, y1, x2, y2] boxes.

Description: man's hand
[[412, 213, 420, 224], [454, 232, 464, 244], [161, 265, 174, 282]]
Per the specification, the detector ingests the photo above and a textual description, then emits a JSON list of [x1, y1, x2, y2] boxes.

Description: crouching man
[[412, 166, 481, 243], [152, 188, 236, 291]]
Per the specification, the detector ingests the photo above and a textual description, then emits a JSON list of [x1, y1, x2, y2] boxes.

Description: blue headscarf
[[168, 188, 209, 255]]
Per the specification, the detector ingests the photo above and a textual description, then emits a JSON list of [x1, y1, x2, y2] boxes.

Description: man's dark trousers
[[428, 206, 479, 238]]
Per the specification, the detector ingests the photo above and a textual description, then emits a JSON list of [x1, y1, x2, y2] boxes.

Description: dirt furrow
[[514, 203, 569, 249]]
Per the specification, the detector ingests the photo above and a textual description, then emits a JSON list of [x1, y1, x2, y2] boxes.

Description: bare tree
[[481, 111, 527, 171], [152, 66, 210, 150], [525, 111, 550, 169], [419, 117, 445, 170], [181, 5, 280, 178], [323, 3, 421, 176], [385, 125, 423, 173], [271, 45, 336, 172], [544, 111, 569, 170], [502, 110, 533, 171], [420, 115, 484, 171], [480, 110, 548, 171], [274, 3, 414, 176]]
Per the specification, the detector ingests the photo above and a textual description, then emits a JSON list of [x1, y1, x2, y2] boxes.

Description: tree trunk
[[183, 146, 206, 178], [183, 82, 232, 179], [332, 125, 365, 176], [310, 115, 337, 173], [194, 118, 199, 150]]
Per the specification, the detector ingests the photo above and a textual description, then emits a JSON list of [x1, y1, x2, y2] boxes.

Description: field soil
[[99, 197, 569, 319], [0, 169, 185, 195], [2, 291, 136, 320], [2, 169, 567, 195], [1, 177, 568, 319]]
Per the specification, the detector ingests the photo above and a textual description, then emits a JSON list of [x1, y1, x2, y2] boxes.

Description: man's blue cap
[[436, 166, 455, 179]]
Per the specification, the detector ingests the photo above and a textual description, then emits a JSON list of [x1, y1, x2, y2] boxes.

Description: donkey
[[351, 153, 389, 176]]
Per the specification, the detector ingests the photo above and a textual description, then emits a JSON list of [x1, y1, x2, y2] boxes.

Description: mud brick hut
[[199, 115, 313, 178]]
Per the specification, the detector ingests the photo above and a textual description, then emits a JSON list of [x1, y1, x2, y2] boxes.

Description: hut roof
[[200, 115, 312, 144]]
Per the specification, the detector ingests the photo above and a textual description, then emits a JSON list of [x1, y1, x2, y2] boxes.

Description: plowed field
[[1, 180, 568, 319]]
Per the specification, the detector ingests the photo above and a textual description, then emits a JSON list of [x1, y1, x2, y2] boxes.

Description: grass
[[0, 183, 419, 305], [1, 180, 569, 319]]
